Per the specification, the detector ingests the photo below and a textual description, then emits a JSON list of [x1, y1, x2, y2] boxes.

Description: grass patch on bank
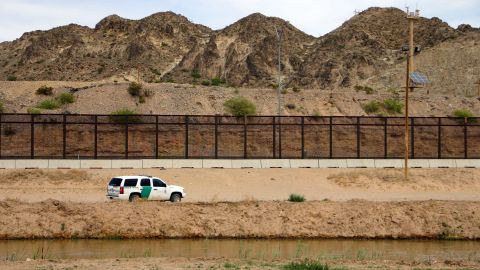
[[284, 260, 334, 270], [110, 109, 141, 123], [288, 194, 305, 202]]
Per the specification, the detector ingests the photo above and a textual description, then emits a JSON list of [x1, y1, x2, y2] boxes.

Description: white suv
[[106, 175, 186, 202]]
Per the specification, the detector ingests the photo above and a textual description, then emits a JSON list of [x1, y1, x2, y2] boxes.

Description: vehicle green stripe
[[141, 187, 152, 199]]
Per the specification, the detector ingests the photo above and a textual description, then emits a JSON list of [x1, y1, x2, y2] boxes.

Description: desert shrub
[[110, 109, 141, 123], [284, 260, 329, 270], [288, 194, 305, 202], [150, 68, 161, 76], [139, 96, 146, 103], [354, 85, 374, 94], [383, 99, 403, 114], [363, 101, 380, 113], [127, 82, 142, 96], [211, 77, 226, 86], [191, 69, 201, 79], [57, 93, 75, 105], [224, 97, 256, 117], [36, 86, 53, 96], [453, 109, 474, 119], [292, 87, 301, 93], [0, 102, 3, 113], [286, 104, 296, 110], [27, 108, 41, 114], [201, 80, 211, 86], [7, 75, 17, 81], [37, 99, 60, 110], [281, 89, 288, 94], [453, 109, 476, 123]]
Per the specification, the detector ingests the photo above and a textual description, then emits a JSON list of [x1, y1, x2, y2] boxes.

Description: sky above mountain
[[0, 0, 479, 41]]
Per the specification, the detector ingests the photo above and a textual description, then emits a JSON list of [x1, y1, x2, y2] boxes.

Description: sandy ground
[[2, 257, 480, 270], [0, 199, 479, 239], [0, 168, 479, 203]]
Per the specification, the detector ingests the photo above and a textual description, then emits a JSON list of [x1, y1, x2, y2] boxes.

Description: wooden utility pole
[[476, 79, 480, 96], [405, 9, 420, 179]]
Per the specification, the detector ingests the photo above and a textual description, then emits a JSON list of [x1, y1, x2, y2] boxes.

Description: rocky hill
[[0, 7, 478, 94]]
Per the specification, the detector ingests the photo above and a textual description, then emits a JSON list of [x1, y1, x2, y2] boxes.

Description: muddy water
[[1, 239, 479, 261]]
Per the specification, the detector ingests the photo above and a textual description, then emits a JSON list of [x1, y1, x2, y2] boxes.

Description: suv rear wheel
[[170, 193, 181, 203], [129, 194, 141, 202]]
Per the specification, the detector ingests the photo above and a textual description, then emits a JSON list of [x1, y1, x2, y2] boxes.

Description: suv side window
[[141, 178, 151, 187], [153, 179, 166, 188], [124, 179, 138, 187]]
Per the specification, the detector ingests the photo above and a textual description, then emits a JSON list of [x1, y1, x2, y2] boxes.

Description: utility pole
[[404, 8, 420, 179], [476, 79, 480, 96]]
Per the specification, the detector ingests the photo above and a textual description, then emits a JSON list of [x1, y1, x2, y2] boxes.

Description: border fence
[[0, 114, 478, 159]]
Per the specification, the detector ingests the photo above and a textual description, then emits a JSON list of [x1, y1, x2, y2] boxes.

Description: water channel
[[1, 239, 479, 262]]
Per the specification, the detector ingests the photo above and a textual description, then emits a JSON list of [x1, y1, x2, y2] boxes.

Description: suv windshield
[[109, 178, 122, 187]]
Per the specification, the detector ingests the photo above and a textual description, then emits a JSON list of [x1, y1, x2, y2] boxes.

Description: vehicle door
[[151, 178, 169, 200], [140, 178, 153, 200]]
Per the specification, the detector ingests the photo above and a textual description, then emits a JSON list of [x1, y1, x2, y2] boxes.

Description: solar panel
[[410, 71, 429, 85]]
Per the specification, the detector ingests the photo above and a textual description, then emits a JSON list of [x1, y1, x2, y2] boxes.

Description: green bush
[[7, 75, 17, 81], [453, 109, 476, 123], [27, 108, 41, 114], [201, 80, 211, 86], [37, 99, 60, 110], [36, 86, 53, 96], [57, 93, 75, 105], [383, 99, 403, 114], [288, 194, 305, 202], [127, 82, 142, 96], [354, 85, 374, 94], [363, 101, 380, 114], [284, 260, 330, 270], [110, 109, 141, 123], [292, 87, 301, 93], [453, 109, 474, 119], [191, 69, 201, 79], [211, 77, 226, 86], [224, 97, 256, 117]]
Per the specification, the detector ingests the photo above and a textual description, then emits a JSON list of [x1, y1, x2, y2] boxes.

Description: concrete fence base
[[0, 159, 478, 169]]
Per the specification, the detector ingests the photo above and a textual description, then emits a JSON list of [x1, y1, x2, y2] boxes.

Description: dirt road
[[0, 168, 479, 203]]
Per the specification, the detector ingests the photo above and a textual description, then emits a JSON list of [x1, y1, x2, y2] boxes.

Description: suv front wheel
[[170, 193, 181, 203]]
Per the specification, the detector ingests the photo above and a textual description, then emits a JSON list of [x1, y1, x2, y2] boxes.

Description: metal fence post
[[214, 115, 218, 159], [437, 118, 441, 159], [384, 117, 388, 158], [329, 116, 333, 158], [243, 116, 247, 159], [410, 118, 415, 159], [356, 117, 360, 158], [125, 116, 129, 159], [155, 115, 159, 159], [30, 114, 34, 159], [272, 116, 276, 158], [0, 114, 2, 159], [464, 117, 468, 159], [185, 116, 189, 159], [301, 116, 305, 159], [63, 114, 67, 159], [94, 115, 98, 159], [278, 117, 282, 159]]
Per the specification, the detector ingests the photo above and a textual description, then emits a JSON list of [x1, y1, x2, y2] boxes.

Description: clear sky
[[0, 0, 479, 42]]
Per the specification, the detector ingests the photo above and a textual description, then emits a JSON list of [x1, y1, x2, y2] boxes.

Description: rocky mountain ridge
[[0, 7, 478, 94]]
